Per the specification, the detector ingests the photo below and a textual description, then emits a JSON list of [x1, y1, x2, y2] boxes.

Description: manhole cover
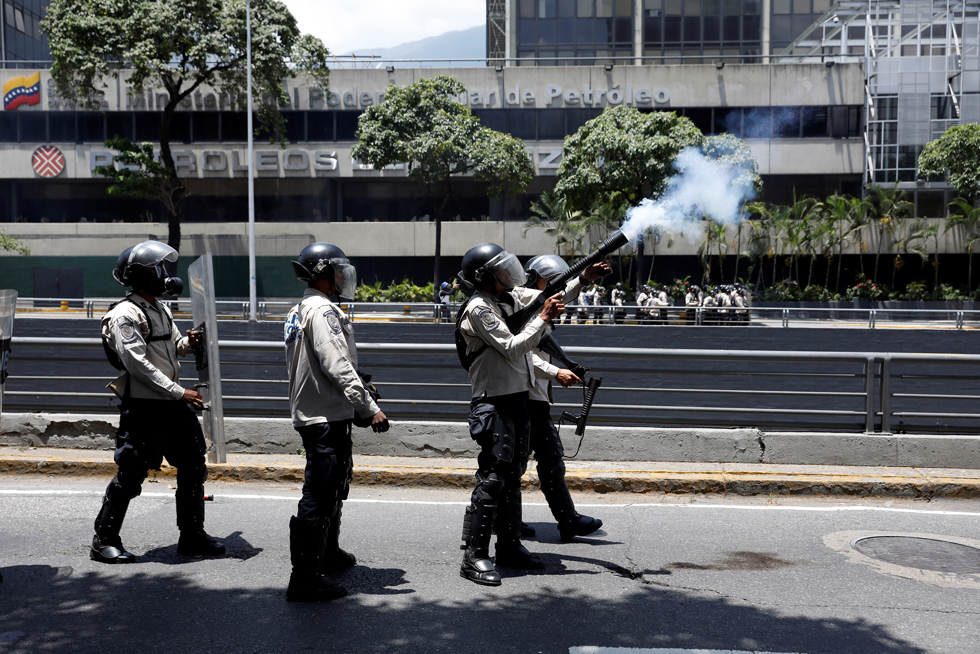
[[852, 536, 980, 574]]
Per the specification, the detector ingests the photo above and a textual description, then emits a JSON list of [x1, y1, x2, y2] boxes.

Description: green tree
[[0, 231, 29, 255], [823, 194, 870, 293], [42, 0, 331, 251], [867, 184, 912, 285], [917, 124, 980, 204], [352, 75, 534, 293], [523, 192, 586, 256], [890, 219, 934, 291], [555, 106, 703, 213], [946, 198, 980, 292]]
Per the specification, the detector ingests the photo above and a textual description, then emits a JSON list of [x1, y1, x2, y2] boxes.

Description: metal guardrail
[[4, 336, 980, 435], [12, 297, 980, 329]]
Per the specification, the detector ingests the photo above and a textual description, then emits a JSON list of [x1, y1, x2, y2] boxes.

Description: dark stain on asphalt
[[665, 551, 798, 571]]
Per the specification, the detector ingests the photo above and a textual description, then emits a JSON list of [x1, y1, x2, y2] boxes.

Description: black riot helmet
[[292, 242, 357, 300], [459, 243, 525, 291], [615, 283, 623, 290], [113, 240, 183, 296], [524, 254, 569, 288]]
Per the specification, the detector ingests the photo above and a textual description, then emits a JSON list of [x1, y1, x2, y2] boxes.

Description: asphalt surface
[[1, 477, 979, 654]]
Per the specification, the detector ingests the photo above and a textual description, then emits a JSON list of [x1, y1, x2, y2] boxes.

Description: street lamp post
[[246, 0, 257, 322]]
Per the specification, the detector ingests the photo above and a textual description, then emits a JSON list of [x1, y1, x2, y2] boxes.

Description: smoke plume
[[621, 147, 756, 242]]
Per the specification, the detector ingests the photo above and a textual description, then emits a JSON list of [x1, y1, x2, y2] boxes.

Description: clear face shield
[[485, 251, 526, 290], [331, 259, 357, 300]]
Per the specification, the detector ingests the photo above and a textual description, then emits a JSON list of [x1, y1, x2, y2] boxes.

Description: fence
[[5, 337, 980, 435], [11, 296, 980, 329]]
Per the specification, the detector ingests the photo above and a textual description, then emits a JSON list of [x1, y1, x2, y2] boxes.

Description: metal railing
[[12, 297, 980, 329], [5, 336, 980, 435]]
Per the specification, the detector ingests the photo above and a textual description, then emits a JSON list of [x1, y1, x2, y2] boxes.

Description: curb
[[2, 455, 980, 499]]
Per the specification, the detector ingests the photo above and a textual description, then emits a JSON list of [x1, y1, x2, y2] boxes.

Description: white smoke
[[621, 147, 756, 242]]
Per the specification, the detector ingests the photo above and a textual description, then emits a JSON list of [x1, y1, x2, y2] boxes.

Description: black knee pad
[[474, 472, 504, 502], [537, 457, 566, 484], [111, 472, 144, 500]]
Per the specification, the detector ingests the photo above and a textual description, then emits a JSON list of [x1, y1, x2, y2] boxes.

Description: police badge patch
[[477, 306, 499, 330], [118, 318, 138, 344], [324, 309, 343, 335]]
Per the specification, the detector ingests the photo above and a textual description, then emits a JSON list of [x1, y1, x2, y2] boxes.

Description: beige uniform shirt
[[101, 294, 191, 401], [685, 292, 698, 307], [636, 292, 650, 308], [285, 288, 379, 428], [520, 278, 584, 404]]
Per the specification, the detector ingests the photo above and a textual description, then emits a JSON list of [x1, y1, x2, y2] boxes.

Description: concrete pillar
[[635, 0, 643, 64], [762, 0, 771, 61]]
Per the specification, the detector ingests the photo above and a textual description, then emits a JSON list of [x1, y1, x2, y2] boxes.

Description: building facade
[[2, 0, 50, 66]]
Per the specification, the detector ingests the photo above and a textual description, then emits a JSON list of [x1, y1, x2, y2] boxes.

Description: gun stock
[[561, 377, 602, 438]]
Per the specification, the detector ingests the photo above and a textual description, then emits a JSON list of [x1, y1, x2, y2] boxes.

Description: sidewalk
[[2, 446, 980, 499]]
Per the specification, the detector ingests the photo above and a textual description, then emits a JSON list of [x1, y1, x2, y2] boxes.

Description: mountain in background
[[344, 24, 486, 67]]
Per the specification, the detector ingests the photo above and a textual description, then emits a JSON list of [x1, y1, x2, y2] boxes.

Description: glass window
[[744, 107, 771, 138], [49, 113, 76, 143], [539, 49, 557, 63], [616, 0, 632, 15], [792, 0, 808, 12], [577, 18, 595, 41], [135, 113, 161, 142], [684, 0, 701, 14], [644, 0, 662, 16], [78, 113, 104, 143], [538, 110, 565, 139], [812, 0, 830, 11], [519, 19, 536, 44], [18, 113, 43, 142], [703, 0, 720, 14], [772, 106, 800, 137], [221, 111, 248, 142], [916, 191, 945, 217], [743, 0, 760, 13], [715, 108, 742, 136], [474, 110, 508, 133], [0, 113, 16, 143], [105, 112, 134, 141], [683, 16, 700, 39], [802, 106, 827, 137], [558, 18, 575, 42], [596, 17, 614, 42], [664, 0, 681, 14], [538, 19, 557, 43], [791, 15, 812, 38], [664, 16, 681, 40], [847, 25, 865, 40], [644, 16, 662, 41], [596, 0, 614, 16], [615, 16, 632, 41], [577, 47, 596, 64], [897, 145, 917, 169], [568, 109, 600, 132], [336, 111, 360, 141], [723, 15, 739, 39], [703, 15, 720, 39], [743, 14, 760, 40], [772, 0, 790, 13], [558, 0, 576, 16], [509, 109, 537, 140], [539, 0, 556, 17], [283, 111, 305, 143], [664, 48, 682, 63], [685, 108, 712, 133], [307, 112, 334, 141], [520, 0, 535, 17], [722, 0, 739, 14], [577, 0, 593, 17], [519, 49, 537, 65], [192, 112, 220, 142]]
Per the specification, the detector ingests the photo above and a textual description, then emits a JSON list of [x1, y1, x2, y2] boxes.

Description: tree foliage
[[555, 106, 703, 213], [41, 0, 331, 250], [0, 232, 29, 255], [917, 124, 980, 204], [352, 75, 535, 293]]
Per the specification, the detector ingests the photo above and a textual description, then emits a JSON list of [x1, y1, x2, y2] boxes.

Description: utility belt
[[468, 393, 525, 464]]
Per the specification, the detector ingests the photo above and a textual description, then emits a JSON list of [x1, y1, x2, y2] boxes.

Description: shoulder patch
[[476, 306, 499, 331], [118, 318, 138, 344], [324, 309, 344, 335], [284, 313, 301, 346]]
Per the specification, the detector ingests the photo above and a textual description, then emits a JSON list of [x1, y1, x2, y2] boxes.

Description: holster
[[468, 398, 515, 464]]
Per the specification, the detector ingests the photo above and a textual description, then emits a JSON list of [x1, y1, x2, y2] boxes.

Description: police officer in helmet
[[522, 254, 608, 540], [284, 242, 388, 601], [93, 240, 225, 564], [455, 243, 564, 586]]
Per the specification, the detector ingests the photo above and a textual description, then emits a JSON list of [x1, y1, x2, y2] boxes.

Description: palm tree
[[823, 194, 871, 293], [868, 184, 912, 285], [524, 192, 586, 256], [890, 219, 934, 290], [946, 198, 980, 293]]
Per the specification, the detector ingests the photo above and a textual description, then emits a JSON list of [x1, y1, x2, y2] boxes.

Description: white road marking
[[0, 489, 978, 518], [570, 648, 802, 654]]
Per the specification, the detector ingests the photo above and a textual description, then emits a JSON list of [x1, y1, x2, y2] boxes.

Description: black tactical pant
[[463, 392, 530, 550], [295, 420, 353, 521], [97, 397, 208, 535], [528, 400, 577, 524]]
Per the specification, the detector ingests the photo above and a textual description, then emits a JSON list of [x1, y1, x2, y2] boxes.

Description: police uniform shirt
[[636, 292, 649, 307], [101, 293, 191, 401], [685, 292, 698, 307], [516, 277, 583, 404], [284, 288, 380, 428]]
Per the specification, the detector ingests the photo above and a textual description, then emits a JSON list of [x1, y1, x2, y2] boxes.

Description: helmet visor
[[130, 240, 178, 268], [485, 251, 525, 290], [332, 259, 357, 300], [525, 255, 569, 283]]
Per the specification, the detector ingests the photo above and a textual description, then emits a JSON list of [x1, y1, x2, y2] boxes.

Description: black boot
[[495, 541, 545, 569], [287, 516, 348, 602], [558, 514, 603, 541], [459, 498, 501, 587], [520, 522, 536, 538], [90, 480, 136, 564], [319, 501, 356, 574], [176, 487, 225, 556]]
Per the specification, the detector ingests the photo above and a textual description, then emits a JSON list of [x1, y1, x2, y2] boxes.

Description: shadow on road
[[141, 531, 263, 564], [0, 561, 926, 654]]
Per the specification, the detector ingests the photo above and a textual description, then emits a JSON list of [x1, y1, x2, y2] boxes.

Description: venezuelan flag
[[3, 72, 41, 111]]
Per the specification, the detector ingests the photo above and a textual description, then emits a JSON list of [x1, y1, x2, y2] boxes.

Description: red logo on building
[[32, 146, 65, 177]]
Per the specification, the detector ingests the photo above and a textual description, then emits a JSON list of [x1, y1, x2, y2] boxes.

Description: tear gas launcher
[[505, 229, 630, 378]]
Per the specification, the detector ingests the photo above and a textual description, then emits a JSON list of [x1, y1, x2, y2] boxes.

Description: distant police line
[[85, 146, 568, 176]]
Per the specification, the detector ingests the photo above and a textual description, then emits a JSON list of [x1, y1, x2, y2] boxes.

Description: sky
[[281, 0, 486, 55]]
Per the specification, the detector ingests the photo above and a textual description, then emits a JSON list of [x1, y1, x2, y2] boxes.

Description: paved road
[[1, 478, 979, 653]]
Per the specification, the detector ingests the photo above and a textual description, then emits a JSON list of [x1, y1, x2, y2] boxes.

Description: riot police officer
[[284, 242, 389, 602], [92, 241, 225, 565], [611, 283, 626, 324], [455, 243, 564, 586], [635, 285, 650, 324], [522, 255, 608, 541], [685, 285, 700, 326]]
